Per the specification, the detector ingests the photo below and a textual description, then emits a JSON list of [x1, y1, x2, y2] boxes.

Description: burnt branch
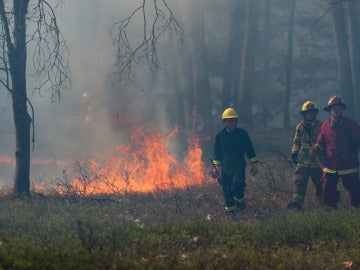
[[0, 0, 71, 101], [111, 0, 183, 79], [0, 0, 12, 92], [314, 0, 352, 24], [28, 0, 71, 102]]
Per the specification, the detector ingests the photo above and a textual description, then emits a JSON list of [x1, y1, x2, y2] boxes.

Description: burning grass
[[1, 129, 360, 268]]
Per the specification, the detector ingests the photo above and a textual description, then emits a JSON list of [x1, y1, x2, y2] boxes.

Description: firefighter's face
[[330, 105, 343, 119], [224, 118, 238, 132], [303, 110, 317, 121]]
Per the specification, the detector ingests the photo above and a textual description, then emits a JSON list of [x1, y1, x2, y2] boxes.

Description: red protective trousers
[[322, 171, 360, 207]]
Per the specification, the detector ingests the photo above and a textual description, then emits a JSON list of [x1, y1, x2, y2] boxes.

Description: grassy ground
[[0, 150, 359, 269]]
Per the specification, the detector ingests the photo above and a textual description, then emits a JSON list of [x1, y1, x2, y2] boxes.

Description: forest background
[[0, 0, 358, 190]]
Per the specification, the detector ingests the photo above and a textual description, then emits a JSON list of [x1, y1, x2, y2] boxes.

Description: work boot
[[224, 205, 237, 214], [287, 201, 302, 210]]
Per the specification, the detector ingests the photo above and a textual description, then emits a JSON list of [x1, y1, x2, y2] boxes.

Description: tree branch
[[111, 0, 184, 79], [28, 0, 71, 102]]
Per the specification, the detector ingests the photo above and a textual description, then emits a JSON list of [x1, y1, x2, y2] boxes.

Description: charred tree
[[190, 0, 213, 138], [259, 0, 272, 127], [283, 0, 296, 130], [0, 0, 70, 196], [221, 0, 244, 109], [331, 1, 354, 117], [111, 0, 184, 79], [347, 1, 360, 120], [237, 0, 259, 127]]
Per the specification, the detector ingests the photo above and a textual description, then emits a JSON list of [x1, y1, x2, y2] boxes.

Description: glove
[[250, 162, 259, 176], [310, 144, 321, 158], [291, 153, 298, 165]]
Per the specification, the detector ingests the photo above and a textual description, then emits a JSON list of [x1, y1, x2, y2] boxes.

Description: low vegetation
[[0, 150, 359, 269]]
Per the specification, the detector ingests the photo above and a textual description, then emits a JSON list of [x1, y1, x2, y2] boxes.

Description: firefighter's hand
[[291, 153, 298, 165], [310, 144, 321, 158], [250, 162, 259, 176]]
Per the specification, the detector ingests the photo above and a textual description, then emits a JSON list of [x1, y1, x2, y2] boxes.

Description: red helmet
[[324, 96, 346, 112]]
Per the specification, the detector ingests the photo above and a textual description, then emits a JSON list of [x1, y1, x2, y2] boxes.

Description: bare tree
[[221, 0, 244, 109], [189, 0, 213, 138], [346, 1, 360, 120], [111, 0, 184, 78], [0, 0, 71, 196], [259, 0, 272, 127], [283, 0, 296, 130], [331, 1, 354, 117], [237, 0, 259, 127]]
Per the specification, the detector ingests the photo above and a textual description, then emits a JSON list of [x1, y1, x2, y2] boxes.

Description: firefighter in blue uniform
[[212, 108, 259, 213]]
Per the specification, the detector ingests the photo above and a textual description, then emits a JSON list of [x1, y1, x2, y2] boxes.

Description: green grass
[[0, 190, 360, 269], [0, 151, 359, 269]]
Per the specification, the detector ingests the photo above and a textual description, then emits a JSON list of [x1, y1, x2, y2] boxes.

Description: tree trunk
[[283, 0, 296, 130], [10, 0, 31, 195], [331, 1, 354, 117], [347, 1, 360, 121], [190, 0, 213, 137], [221, 0, 243, 109], [237, 0, 259, 127], [260, 0, 272, 127]]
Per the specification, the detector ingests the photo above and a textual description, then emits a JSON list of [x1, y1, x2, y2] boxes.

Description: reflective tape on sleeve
[[323, 167, 360, 175], [249, 157, 258, 163], [212, 160, 221, 165]]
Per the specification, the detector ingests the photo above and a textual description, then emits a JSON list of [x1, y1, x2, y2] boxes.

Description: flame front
[[56, 127, 207, 195]]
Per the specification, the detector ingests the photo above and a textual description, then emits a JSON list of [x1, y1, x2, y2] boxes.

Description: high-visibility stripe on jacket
[[291, 119, 322, 168], [323, 167, 360, 175]]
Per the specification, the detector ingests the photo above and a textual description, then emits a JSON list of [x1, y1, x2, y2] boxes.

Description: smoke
[[0, 0, 339, 187], [0, 1, 145, 185], [0, 0, 198, 186]]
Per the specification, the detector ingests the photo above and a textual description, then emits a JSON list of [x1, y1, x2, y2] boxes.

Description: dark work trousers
[[221, 167, 246, 207], [292, 165, 322, 205], [322, 172, 360, 207]]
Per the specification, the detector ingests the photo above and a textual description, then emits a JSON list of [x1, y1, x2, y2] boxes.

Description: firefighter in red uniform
[[212, 108, 259, 214], [288, 101, 323, 210], [311, 96, 360, 208]]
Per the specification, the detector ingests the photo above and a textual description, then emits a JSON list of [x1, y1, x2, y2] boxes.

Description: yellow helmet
[[222, 108, 239, 120], [300, 101, 319, 114]]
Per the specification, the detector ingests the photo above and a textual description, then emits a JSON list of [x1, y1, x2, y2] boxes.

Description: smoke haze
[[0, 0, 343, 187], [0, 1, 149, 185]]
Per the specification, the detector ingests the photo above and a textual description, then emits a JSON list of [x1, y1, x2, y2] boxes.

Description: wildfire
[[50, 127, 207, 195]]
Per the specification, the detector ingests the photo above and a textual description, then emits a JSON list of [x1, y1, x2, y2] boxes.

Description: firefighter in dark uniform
[[288, 101, 323, 210], [212, 108, 259, 214]]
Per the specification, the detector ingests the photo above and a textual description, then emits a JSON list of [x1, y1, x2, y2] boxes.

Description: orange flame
[[51, 127, 207, 195]]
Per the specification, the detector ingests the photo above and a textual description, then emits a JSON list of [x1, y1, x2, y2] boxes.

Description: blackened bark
[[221, 0, 243, 109], [347, 2, 360, 121], [237, 0, 259, 126], [331, 1, 354, 117], [283, 0, 296, 130], [10, 0, 31, 195]]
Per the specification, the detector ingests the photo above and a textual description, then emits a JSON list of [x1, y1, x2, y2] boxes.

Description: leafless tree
[[238, 0, 260, 127], [0, 0, 71, 196], [283, 0, 296, 130], [111, 0, 184, 78]]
